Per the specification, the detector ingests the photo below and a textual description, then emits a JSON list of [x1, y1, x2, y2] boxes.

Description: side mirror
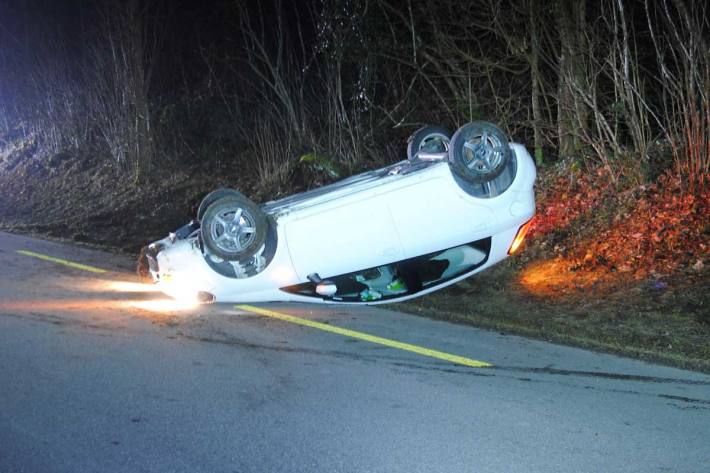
[[308, 273, 337, 298], [315, 282, 337, 297]]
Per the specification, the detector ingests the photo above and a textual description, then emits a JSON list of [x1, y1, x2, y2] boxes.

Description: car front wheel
[[201, 195, 267, 261]]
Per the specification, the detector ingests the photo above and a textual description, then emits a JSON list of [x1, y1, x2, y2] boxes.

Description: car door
[[284, 197, 405, 282]]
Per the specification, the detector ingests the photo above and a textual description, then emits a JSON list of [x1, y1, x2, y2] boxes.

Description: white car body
[[149, 143, 536, 304]]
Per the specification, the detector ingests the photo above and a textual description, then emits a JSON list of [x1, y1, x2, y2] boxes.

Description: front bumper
[[146, 220, 201, 282], [145, 221, 217, 303]]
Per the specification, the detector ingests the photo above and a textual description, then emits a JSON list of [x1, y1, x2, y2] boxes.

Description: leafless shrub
[[85, 0, 165, 182], [0, 8, 89, 156], [557, 0, 709, 188], [564, 0, 656, 185], [222, 0, 376, 191], [250, 114, 297, 191], [646, 0, 709, 190], [367, 0, 558, 159]]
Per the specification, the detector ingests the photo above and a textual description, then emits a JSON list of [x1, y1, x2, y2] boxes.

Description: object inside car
[[282, 237, 490, 302]]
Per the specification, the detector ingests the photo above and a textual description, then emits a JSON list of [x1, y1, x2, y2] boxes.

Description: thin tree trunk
[[555, 0, 587, 159], [572, 1, 588, 149], [529, 0, 544, 166]]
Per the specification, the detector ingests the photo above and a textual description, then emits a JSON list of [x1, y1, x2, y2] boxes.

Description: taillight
[[508, 219, 533, 255]]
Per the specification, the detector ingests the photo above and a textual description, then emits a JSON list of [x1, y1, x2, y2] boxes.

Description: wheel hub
[[210, 207, 257, 253], [463, 131, 503, 174]]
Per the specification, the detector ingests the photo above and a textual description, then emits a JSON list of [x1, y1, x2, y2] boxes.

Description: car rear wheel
[[407, 125, 451, 160], [448, 121, 511, 184], [197, 188, 244, 221], [201, 195, 267, 261]]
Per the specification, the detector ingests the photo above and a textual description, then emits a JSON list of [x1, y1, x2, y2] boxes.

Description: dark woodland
[[1, 0, 708, 186]]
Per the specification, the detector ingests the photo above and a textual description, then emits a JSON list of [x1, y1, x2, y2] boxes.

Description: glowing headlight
[[157, 273, 215, 304]]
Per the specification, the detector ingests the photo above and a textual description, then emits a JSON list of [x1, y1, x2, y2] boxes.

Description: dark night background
[[1, 0, 707, 176]]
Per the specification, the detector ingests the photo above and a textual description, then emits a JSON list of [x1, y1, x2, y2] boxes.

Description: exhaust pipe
[[196, 291, 216, 304]]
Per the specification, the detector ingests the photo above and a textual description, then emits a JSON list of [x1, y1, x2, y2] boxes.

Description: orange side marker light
[[508, 219, 533, 255]]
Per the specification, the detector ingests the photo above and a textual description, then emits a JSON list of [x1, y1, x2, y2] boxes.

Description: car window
[[281, 237, 491, 302]]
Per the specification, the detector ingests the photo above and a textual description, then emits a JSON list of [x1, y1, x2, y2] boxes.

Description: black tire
[[197, 188, 244, 220], [448, 121, 511, 184], [406, 125, 451, 160], [201, 195, 267, 261]]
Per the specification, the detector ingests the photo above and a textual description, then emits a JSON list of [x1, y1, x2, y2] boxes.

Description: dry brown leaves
[[522, 166, 709, 296]]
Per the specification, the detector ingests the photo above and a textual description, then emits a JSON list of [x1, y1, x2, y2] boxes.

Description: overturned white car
[[144, 121, 536, 304]]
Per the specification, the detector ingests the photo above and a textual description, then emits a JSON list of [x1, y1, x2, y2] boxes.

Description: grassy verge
[[397, 259, 710, 373]]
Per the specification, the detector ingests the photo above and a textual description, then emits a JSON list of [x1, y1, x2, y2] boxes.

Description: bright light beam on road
[[103, 280, 160, 293], [126, 299, 199, 312]]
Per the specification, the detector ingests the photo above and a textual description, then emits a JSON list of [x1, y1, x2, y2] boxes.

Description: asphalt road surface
[[1, 231, 709, 473]]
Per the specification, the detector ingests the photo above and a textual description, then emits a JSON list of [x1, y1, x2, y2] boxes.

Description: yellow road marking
[[17, 250, 107, 274], [236, 304, 493, 368]]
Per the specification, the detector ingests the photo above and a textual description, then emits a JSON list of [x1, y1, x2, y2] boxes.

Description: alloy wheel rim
[[210, 206, 257, 253], [462, 131, 504, 174]]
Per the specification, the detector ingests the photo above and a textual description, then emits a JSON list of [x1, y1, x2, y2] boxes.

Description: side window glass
[[281, 237, 491, 302]]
